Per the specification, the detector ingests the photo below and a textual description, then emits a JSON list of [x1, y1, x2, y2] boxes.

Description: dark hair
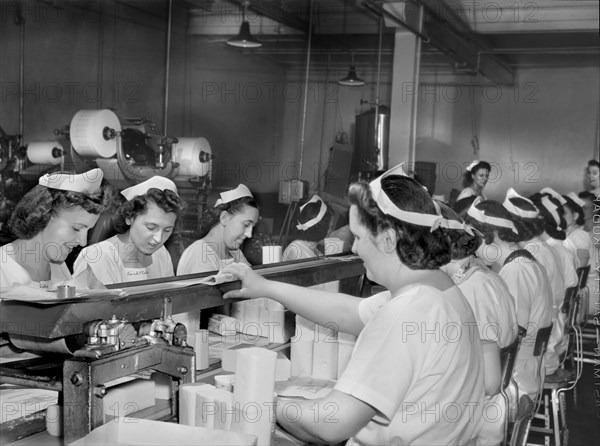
[[113, 188, 186, 234], [453, 195, 477, 217], [348, 176, 450, 269], [462, 161, 491, 188], [290, 200, 331, 243], [197, 196, 259, 239], [9, 184, 111, 239], [530, 194, 566, 240], [562, 195, 584, 226], [587, 160, 600, 170], [437, 201, 481, 260], [464, 200, 521, 245], [505, 197, 544, 241]]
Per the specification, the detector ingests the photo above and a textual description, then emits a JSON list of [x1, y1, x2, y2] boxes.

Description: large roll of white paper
[[70, 109, 121, 158], [172, 137, 212, 177], [27, 141, 64, 165]]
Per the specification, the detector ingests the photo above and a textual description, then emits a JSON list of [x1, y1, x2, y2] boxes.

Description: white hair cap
[[121, 176, 178, 201], [38, 168, 103, 194]]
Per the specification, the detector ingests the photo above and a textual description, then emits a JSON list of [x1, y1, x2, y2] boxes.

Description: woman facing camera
[[457, 160, 491, 202], [177, 184, 259, 275], [0, 169, 110, 292], [585, 159, 600, 197], [73, 176, 185, 285], [223, 165, 485, 445]]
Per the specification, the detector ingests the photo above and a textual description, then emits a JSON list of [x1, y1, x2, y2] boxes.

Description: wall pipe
[[298, 0, 314, 179], [163, 0, 173, 134]]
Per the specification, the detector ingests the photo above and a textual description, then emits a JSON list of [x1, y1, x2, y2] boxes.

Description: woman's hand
[[222, 263, 270, 299]]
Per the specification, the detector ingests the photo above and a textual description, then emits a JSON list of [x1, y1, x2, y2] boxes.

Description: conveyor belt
[[0, 255, 364, 339]]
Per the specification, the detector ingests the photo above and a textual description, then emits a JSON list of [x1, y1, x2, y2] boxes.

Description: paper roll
[[27, 141, 64, 165], [172, 137, 212, 177], [70, 109, 121, 158]]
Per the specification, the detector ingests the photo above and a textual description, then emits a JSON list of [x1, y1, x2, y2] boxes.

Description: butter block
[[290, 336, 313, 378], [179, 382, 213, 426], [195, 387, 234, 430]]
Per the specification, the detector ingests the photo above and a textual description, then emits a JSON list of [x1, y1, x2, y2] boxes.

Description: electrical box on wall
[[279, 179, 308, 204]]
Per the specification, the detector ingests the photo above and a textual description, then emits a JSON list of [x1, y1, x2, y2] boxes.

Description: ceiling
[[185, 0, 600, 85]]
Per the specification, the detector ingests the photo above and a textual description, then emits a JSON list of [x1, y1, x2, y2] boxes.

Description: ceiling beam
[[380, 0, 515, 85]]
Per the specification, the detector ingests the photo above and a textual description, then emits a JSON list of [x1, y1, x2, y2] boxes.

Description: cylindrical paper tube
[[70, 109, 121, 158], [27, 141, 64, 165]]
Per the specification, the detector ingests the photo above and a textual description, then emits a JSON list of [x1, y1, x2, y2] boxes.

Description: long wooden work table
[[0, 255, 366, 445]]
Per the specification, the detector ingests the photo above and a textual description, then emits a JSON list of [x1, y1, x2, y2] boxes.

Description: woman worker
[[562, 192, 592, 268], [0, 168, 110, 292], [224, 165, 485, 445], [438, 201, 518, 446], [282, 195, 331, 261], [456, 160, 491, 202], [585, 159, 600, 197], [464, 199, 553, 400], [73, 176, 185, 285], [177, 184, 259, 275]]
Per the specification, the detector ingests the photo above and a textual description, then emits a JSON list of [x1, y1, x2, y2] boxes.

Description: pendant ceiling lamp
[[227, 1, 262, 48], [338, 53, 365, 86]]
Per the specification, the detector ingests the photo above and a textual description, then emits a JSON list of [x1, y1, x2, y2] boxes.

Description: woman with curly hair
[[464, 198, 553, 400], [456, 160, 491, 202], [438, 201, 518, 446], [73, 176, 185, 285], [222, 165, 485, 445], [282, 195, 331, 261], [1, 168, 111, 291], [177, 184, 259, 275]]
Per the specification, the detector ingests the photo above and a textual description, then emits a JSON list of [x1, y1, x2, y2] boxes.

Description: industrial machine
[[0, 256, 367, 444]]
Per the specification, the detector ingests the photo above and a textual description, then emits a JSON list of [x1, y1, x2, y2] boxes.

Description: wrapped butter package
[[208, 314, 239, 336], [231, 298, 290, 343]]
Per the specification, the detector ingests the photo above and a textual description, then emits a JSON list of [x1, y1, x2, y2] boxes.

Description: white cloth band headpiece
[[540, 195, 561, 229], [466, 160, 480, 172], [121, 176, 178, 201], [39, 168, 103, 194], [503, 188, 539, 219], [566, 192, 585, 208], [369, 163, 443, 231], [467, 198, 518, 234], [439, 213, 475, 236], [540, 187, 566, 205], [215, 184, 253, 207], [296, 195, 328, 231]]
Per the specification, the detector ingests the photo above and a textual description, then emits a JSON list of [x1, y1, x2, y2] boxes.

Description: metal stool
[[510, 395, 536, 446], [500, 327, 525, 446], [529, 290, 581, 446]]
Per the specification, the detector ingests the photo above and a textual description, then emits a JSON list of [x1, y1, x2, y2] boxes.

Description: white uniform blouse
[[177, 239, 250, 275], [0, 244, 71, 292], [336, 284, 485, 445], [73, 236, 174, 285], [499, 256, 553, 398]]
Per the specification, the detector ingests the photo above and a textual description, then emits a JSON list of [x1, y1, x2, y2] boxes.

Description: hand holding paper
[[221, 263, 269, 300]]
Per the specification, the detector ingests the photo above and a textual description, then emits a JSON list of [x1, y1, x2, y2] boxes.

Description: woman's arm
[[481, 340, 501, 396], [276, 390, 376, 444], [223, 263, 365, 336]]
